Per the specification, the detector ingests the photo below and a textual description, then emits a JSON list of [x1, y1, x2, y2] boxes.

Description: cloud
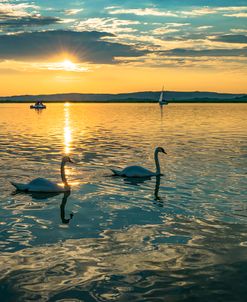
[[107, 6, 247, 19], [0, 30, 148, 64], [159, 48, 247, 57], [0, 59, 90, 73], [74, 17, 140, 34], [211, 34, 247, 44], [231, 29, 247, 34], [151, 23, 190, 35], [64, 9, 83, 16], [223, 13, 247, 18], [0, 2, 67, 30], [152, 28, 180, 35], [33, 61, 89, 72], [0, 16, 61, 28], [0, 2, 39, 18], [216, 6, 247, 11], [197, 26, 214, 30], [164, 22, 190, 27], [180, 6, 247, 18], [107, 8, 178, 17], [181, 8, 217, 17]]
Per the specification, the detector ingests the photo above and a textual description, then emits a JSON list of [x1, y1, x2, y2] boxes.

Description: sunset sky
[[0, 0, 246, 95]]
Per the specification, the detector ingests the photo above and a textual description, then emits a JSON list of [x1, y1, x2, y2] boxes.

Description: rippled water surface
[[0, 103, 247, 301]]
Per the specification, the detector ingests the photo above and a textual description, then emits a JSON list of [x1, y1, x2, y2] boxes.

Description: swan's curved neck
[[154, 150, 161, 175], [61, 161, 70, 189]]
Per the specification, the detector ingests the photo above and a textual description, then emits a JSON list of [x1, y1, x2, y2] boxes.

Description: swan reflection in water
[[153, 175, 164, 207], [123, 175, 164, 207], [11, 190, 74, 224], [60, 191, 73, 224]]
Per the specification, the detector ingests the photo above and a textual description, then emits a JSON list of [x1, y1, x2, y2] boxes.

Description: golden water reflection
[[64, 102, 72, 155], [1, 221, 247, 301]]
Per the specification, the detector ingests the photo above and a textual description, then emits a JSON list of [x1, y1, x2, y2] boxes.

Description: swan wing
[[122, 166, 155, 178], [27, 178, 64, 192]]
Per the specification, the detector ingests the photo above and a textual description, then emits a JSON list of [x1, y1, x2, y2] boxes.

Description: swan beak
[[163, 150, 167, 154], [69, 159, 75, 163]]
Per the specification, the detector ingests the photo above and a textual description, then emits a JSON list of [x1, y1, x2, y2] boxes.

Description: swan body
[[11, 156, 73, 193], [11, 178, 66, 193], [111, 166, 156, 178], [111, 147, 166, 178]]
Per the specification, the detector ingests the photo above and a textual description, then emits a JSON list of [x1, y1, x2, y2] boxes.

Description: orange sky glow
[[0, 58, 246, 95], [0, 1, 246, 95]]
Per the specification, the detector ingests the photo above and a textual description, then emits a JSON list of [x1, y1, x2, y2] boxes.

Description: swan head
[[62, 156, 74, 164], [156, 147, 167, 154]]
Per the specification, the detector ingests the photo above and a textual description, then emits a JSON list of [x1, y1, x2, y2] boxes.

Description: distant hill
[[0, 91, 246, 103]]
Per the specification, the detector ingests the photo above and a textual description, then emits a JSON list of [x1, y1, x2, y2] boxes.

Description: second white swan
[[10, 156, 73, 193], [111, 147, 166, 178]]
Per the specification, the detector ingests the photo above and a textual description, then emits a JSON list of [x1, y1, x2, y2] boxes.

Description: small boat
[[159, 87, 168, 106], [30, 101, 46, 109]]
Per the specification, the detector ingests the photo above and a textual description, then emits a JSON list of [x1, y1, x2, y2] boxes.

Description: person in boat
[[34, 101, 44, 106]]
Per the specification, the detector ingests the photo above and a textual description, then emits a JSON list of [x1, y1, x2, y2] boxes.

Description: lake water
[[0, 103, 246, 301]]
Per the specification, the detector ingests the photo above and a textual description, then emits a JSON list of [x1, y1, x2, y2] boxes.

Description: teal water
[[0, 103, 246, 301]]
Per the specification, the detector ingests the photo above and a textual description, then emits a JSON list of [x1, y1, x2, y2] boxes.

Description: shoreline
[[0, 99, 246, 104]]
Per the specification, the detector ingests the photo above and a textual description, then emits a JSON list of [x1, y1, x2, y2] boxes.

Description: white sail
[[159, 90, 163, 104], [158, 86, 168, 105]]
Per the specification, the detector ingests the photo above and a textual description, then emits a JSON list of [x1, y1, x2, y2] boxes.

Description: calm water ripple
[[0, 103, 247, 301]]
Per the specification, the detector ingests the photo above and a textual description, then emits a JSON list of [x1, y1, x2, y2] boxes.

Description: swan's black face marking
[[158, 147, 167, 154]]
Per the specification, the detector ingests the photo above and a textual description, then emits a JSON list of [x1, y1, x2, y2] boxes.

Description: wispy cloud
[[181, 8, 217, 17], [0, 16, 62, 28], [152, 23, 190, 35], [37, 61, 89, 72], [223, 13, 247, 18], [152, 28, 180, 35], [158, 48, 247, 57], [107, 8, 178, 17], [0, 2, 39, 18], [164, 23, 190, 27], [64, 9, 83, 16], [197, 26, 214, 30], [0, 2, 67, 30], [117, 52, 247, 71], [74, 18, 140, 34], [211, 34, 247, 44], [106, 6, 247, 19], [231, 28, 247, 34], [0, 59, 90, 73], [180, 6, 247, 18], [217, 6, 247, 11]]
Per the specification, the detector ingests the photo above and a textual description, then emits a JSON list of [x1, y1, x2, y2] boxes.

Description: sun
[[61, 59, 76, 71]]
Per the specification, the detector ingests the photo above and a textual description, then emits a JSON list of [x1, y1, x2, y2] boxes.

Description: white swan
[[10, 156, 73, 193], [111, 147, 166, 178]]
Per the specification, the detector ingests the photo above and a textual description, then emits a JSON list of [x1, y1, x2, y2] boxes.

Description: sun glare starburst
[[62, 59, 76, 71]]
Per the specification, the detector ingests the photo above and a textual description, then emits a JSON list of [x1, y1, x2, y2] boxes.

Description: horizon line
[[1, 89, 247, 98]]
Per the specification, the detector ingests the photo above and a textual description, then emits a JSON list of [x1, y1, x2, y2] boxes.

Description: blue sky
[[0, 0, 246, 94]]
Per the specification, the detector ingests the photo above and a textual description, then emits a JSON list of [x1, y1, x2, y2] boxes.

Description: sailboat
[[159, 87, 168, 106]]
